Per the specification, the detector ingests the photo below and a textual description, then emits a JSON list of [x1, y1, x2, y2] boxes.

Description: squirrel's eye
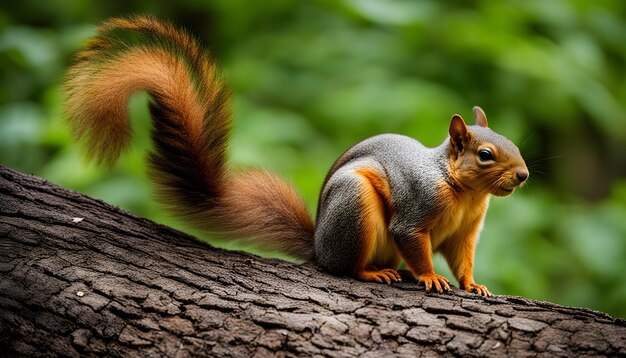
[[478, 149, 494, 162]]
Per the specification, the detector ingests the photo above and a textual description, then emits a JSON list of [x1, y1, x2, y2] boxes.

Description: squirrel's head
[[447, 106, 528, 197]]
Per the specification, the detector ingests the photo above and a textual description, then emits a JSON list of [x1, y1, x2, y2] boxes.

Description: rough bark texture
[[0, 165, 625, 357]]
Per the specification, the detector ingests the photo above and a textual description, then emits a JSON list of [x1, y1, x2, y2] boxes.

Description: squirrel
[[64, 16, 528, 296]]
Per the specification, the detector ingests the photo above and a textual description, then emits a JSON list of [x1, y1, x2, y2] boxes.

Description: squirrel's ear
[[473, 106, 488, 127], [449, 114, 469, 153]]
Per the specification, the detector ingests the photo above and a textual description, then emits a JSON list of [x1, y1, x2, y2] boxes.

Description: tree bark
[[0, 165, 624, 357]]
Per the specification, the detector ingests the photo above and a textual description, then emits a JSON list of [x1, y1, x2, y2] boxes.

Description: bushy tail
[[64, 16, 315, 260]]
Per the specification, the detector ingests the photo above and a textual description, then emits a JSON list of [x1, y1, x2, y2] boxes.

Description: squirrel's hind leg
[[353, 167, 401, 284], [315, 164, 400, 284]]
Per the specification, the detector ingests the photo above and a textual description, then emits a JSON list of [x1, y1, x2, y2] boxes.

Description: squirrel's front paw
[[417, 273, 450, 293], [463, 282, 491, 297]]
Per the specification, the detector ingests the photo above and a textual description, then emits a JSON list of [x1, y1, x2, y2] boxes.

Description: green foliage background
[[2, 1, 626, 317]]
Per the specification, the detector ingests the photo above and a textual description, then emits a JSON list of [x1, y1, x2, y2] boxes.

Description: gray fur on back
[[333, 134, 449, 237], [314, 134, 449, 271]]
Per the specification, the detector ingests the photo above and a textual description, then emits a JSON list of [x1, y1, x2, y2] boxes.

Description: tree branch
[[0, 165, 624, 357]]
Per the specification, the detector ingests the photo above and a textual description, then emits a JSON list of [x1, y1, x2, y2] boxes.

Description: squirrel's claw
[[464, 282, 492, 297], [418, 273, 450, 293], [357, 268, 401, 285]]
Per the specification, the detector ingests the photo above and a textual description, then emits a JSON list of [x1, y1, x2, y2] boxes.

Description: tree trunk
[[0, 165, 624, 357]]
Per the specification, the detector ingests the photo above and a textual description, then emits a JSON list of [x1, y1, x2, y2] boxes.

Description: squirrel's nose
[[516, 169, 529, 183]]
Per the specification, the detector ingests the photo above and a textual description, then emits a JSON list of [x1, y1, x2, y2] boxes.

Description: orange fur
[[395, 230, 450, 293], [356, 168, 394, 222], [430, 180, 489, 251], [353, 169, 400, 284], [216, 170, 315, 258], [398, 230, 435, 277], [434, 182, 489, 290], [432, 175, 490, 294], [65, 16, 225, 167]]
